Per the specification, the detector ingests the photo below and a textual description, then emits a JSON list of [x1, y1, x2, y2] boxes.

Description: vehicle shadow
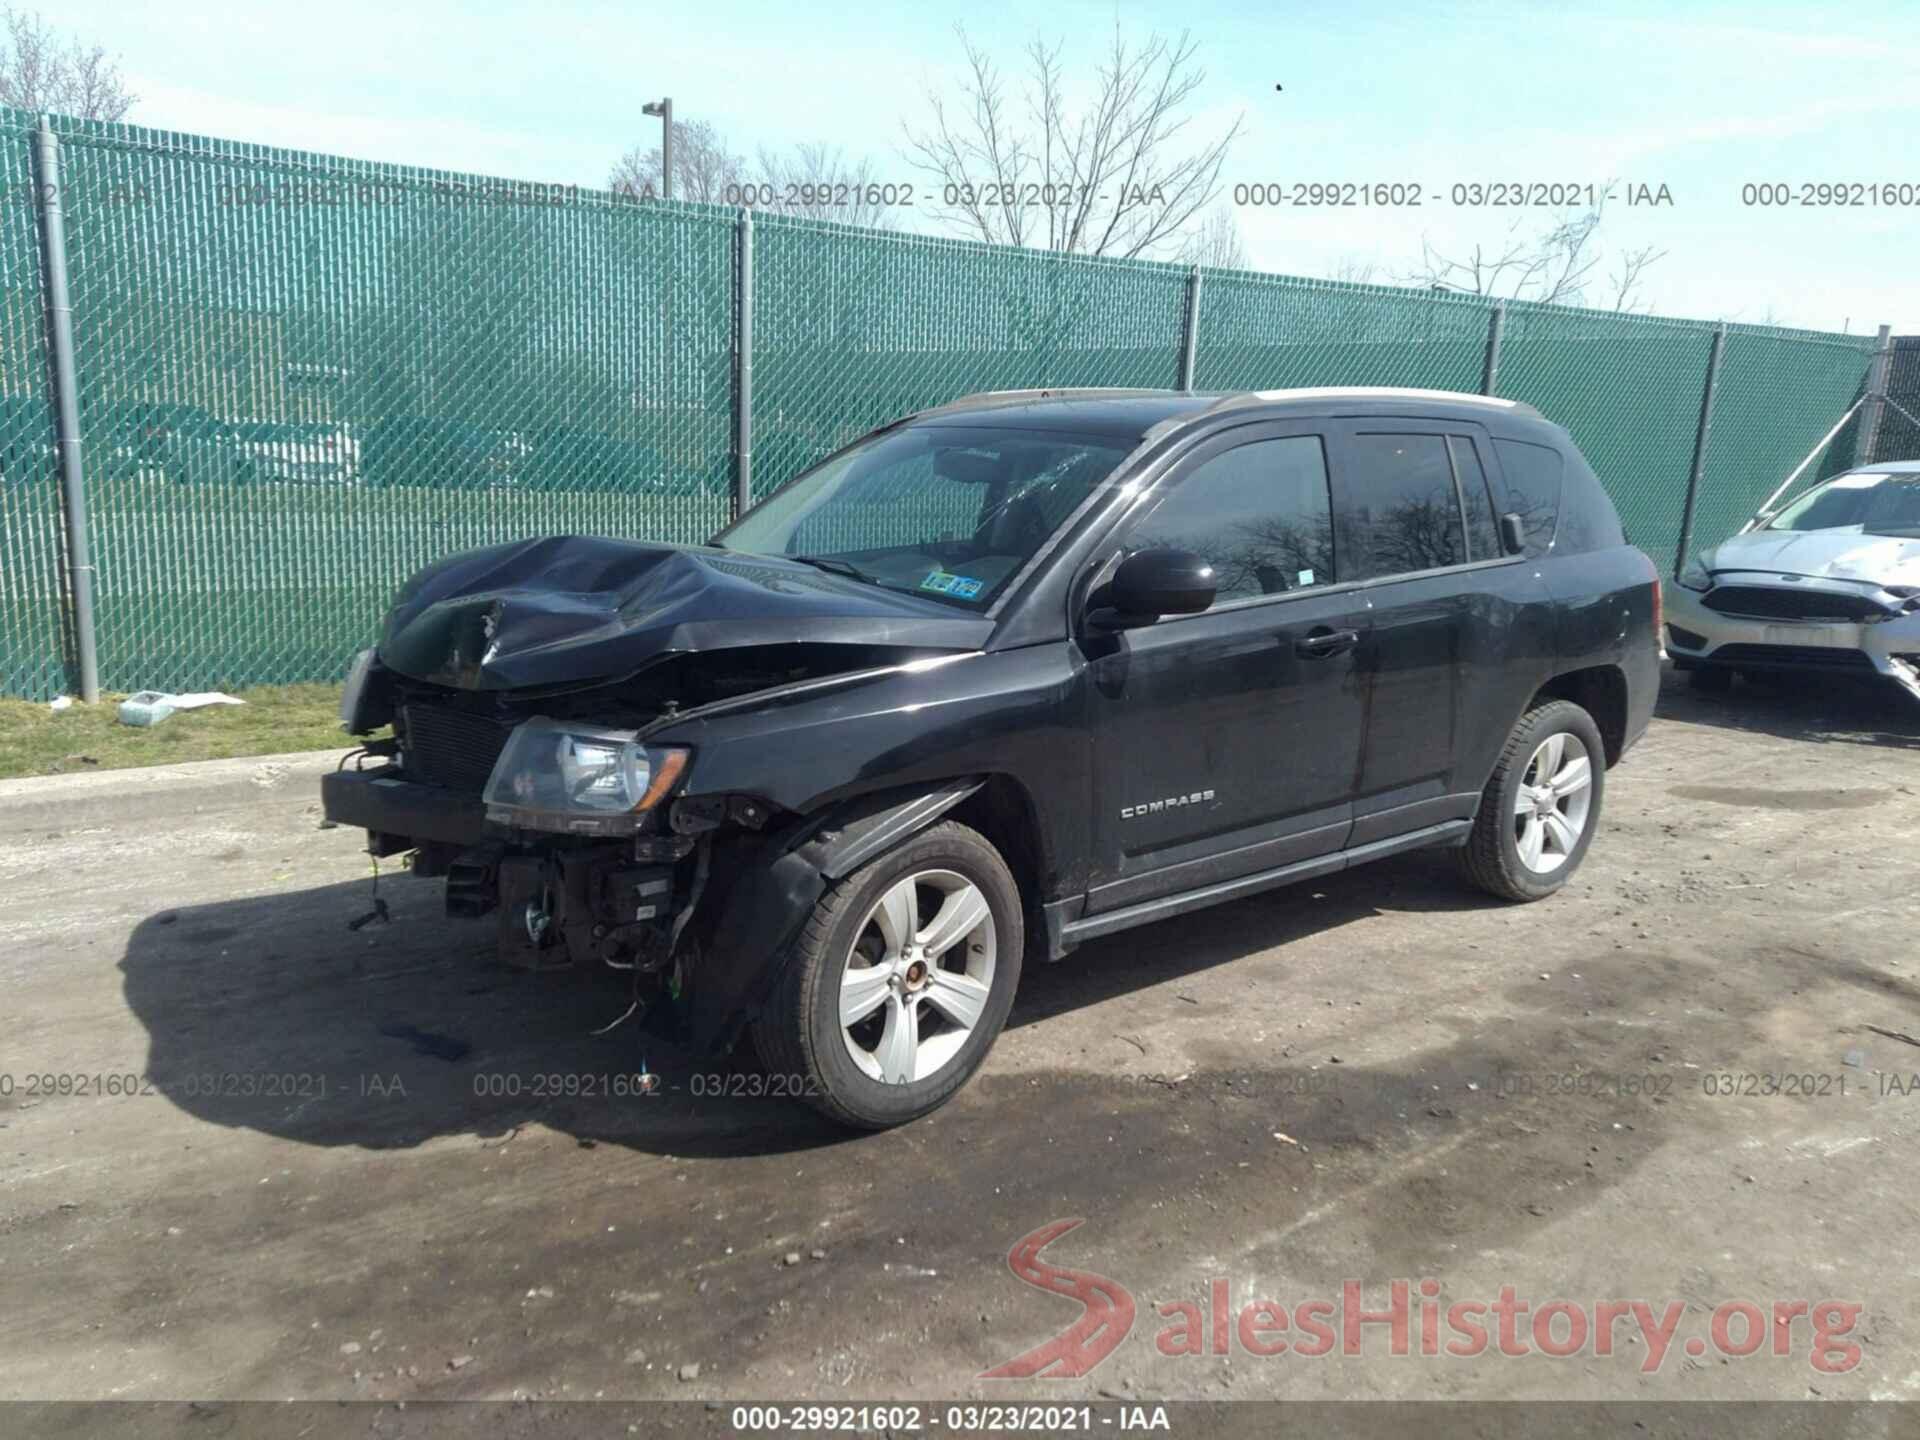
[[1656, 664, 1920, 750], [1009, 848, 1497, 1030], [119, 849, 1497, 1160]]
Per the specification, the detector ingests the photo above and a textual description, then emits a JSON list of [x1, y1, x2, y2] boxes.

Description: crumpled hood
[[379, 535, 994, 690], [1707, 529, 1920, 588]]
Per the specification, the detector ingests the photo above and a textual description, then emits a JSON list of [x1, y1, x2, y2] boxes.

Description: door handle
[[1294, 626, 1360, 659]]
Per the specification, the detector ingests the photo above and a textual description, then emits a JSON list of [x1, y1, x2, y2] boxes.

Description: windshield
[[710, 424, 1132, 607], [1768, 472, 1920, 538]]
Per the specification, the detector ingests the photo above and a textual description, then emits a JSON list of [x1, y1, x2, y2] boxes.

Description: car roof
[[906, 386, 1542, 443], [1843, 460, 1920, 475]]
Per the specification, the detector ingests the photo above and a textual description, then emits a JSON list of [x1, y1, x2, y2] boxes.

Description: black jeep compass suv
[[325, 387, 1661, 1128]]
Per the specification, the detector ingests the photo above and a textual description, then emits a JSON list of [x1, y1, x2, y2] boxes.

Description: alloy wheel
[[1513, 732, 1594, 875], [839, 869, 997, 1085]]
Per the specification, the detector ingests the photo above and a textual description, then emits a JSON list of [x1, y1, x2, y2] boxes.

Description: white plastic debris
[[48, 695, 73, 712], [117, 691, 247, 727]]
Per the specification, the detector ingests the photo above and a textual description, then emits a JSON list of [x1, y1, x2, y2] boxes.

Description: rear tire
[[752, 820, 1023, 1130], [1457, 699, 1606, 902]]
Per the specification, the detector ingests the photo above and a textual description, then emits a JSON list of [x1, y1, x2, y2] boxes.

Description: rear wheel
[[1458, 700, 1606, 902], [753, 820, 1023, 1130]]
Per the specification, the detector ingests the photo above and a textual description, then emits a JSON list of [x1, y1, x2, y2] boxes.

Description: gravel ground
[[2, 668, 1918, 1421]]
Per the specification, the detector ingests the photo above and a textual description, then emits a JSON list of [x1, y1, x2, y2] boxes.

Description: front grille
[[401, 704, 513, 792], [1702, 585, 1889, 623], [1708, 643, 1876, 672]]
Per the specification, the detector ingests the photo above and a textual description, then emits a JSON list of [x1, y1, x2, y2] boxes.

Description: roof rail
[[1201, 386, 1537, 419], [911, 386, 1179, 420]]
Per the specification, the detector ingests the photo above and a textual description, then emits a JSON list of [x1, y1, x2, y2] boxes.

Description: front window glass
[[711, 425, 1130, 607], [1769, 472, 1920, 538], [1126, 436, 1336, 606]]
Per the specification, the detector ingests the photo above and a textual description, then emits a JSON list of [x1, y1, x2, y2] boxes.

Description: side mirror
[[1499, 512, 1527, 556], [1091, 547, 1216, 629]]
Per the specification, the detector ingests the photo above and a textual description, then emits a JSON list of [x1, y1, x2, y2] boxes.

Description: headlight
[[339, 647, 390, 734], [482, 717, 689, 836], [1676, 552, 1714, 592]]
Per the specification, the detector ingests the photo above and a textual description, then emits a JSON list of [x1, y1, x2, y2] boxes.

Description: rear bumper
[[320, 766, 490, 848], [1664, 584, 1920, 701]]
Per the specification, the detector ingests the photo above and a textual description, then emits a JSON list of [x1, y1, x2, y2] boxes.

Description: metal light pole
[[641, 97, 673, 200], [641, 98, 676, 483]]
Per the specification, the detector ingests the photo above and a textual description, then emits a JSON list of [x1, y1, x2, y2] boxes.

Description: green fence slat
[[1689, 327, 1878, 553], [0, 107, 66, 699], [747, 214, 1189, 496], [0, 101, 1884, 700]]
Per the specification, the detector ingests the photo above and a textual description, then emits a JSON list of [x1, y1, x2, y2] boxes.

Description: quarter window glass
[[1129, 437, 1336, 606], [1340, 433, 1467, 579], [1450, 435, 1503, 561], [1558, 451, 1626, 552], [1491, 439, 1563, 557]]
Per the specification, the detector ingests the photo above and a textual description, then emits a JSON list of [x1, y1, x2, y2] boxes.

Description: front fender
[[687, 778, 985, 1050]]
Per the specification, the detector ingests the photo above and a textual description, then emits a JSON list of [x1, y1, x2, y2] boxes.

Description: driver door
[[1082, 424, 1370, 915]]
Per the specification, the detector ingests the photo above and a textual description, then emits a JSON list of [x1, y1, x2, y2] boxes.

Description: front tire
[[752, 820, 1023, 1130], [1457, 700, 1606, 902]]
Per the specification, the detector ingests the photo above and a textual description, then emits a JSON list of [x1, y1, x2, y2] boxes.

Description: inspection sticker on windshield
[[921, 570, 984, 599]]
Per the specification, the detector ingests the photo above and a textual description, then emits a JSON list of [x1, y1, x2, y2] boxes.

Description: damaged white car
[[1666, 461, 1920, 701]]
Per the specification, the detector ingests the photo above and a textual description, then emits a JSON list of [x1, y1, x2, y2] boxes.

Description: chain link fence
[[1875, 337, 1920, 468], [0, 104, 1890, 699]]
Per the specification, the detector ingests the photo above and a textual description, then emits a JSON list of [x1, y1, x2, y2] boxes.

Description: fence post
[[1672, 323, 1727, 578], [1481, 302, 1506, 396], [732, 206, 754, 520], [1178, 266, 1202, 393], [1854, 323, 1893, 467], [32, 116, 100, 704]]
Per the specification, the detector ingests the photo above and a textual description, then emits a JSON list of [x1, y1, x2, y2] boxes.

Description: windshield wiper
[[787, 554, 878, 585]]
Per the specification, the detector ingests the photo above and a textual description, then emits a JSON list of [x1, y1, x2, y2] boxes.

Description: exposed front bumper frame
[[320, 766, 491, 849]]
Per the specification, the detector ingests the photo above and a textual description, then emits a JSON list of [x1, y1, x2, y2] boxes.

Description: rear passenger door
[[1328, 420, 1546, 843]]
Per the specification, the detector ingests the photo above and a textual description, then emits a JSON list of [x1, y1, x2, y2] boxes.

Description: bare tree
[[902, 23, 1243, 259], [1606, 242, 1666, 313], [753, 142, 897, 229], [1401, 191, 1665, 310], [1178, 205, 1246, 270], [610, 118, 749, 204], [609, 124, 897, 229], [1327, 255, 1381, 285], [0, 8, 135, 120]]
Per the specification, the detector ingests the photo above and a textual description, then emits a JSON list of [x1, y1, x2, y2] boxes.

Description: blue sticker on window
[[922, 570, 985, 599]]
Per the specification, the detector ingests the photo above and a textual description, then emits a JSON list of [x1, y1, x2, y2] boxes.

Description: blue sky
[[63, 0, 1920, 331]]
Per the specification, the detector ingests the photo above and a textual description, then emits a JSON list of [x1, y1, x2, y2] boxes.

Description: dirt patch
[[1669, 784, 1889, 811], [2, 669, 1918, 1408]]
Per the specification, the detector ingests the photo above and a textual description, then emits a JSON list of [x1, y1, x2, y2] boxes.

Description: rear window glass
[[1338, 433, 1468, 579], [1450, 435, 1503, 561], [1491, 439, 1563, 557]]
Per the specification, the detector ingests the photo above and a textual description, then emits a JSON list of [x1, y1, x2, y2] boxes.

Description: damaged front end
[[324, 535, 994, 1049]]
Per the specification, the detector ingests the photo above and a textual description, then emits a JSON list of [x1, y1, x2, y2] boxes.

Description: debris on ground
[[1867, 1025, 1920, 1050], [117, 691, 247, 727]]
